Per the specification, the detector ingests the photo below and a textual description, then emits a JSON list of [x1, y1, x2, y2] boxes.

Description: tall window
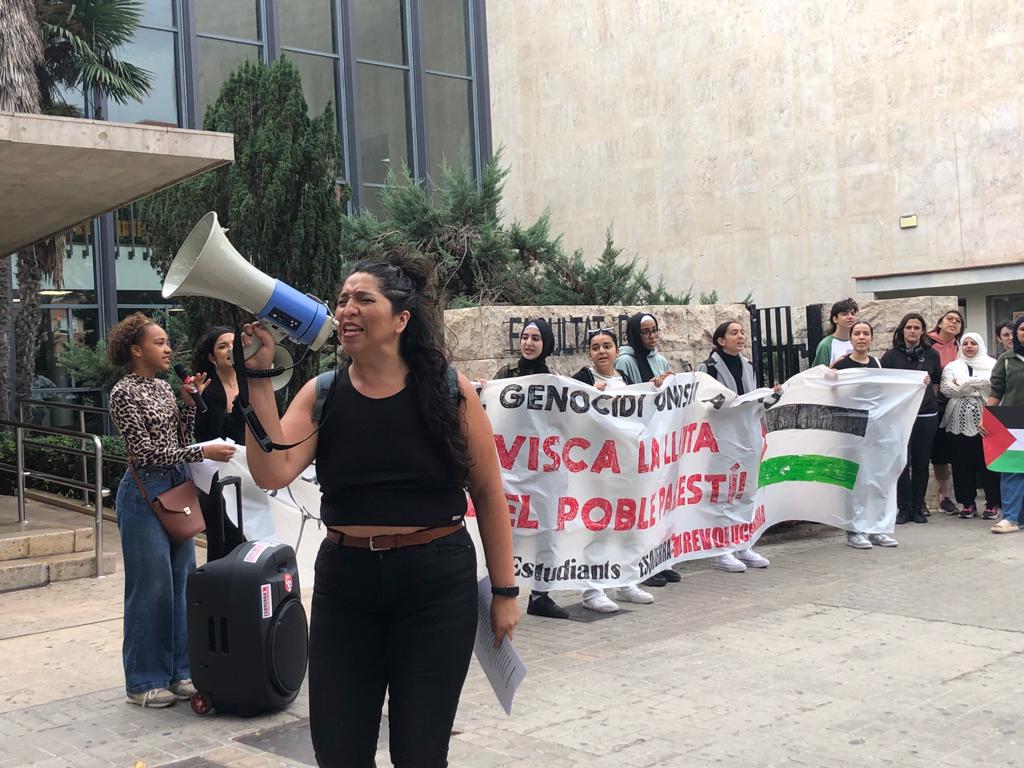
[[353, 0, 412, 213], [194, 0, 265, 124], [279, 0, 342, 120], [421, 0, 475, 183], [106, 0, 182, 126]]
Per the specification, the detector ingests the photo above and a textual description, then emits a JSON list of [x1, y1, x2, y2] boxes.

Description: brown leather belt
[[325, 523, 464, 551]]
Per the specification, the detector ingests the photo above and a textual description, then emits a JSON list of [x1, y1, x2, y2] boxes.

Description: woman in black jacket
[[880, 313, 942, 525], [191, 326, 245, 559]]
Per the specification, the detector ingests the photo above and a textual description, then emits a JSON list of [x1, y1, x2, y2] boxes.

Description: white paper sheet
[[473, 576, 527, 716]]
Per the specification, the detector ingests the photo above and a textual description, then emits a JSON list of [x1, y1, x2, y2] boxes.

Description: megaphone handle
[[243, 320, 287, 362]]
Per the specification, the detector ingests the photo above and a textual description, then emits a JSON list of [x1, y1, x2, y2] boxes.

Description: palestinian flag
[[761, 403, 868, 490], [982, 406, 1024, 472]]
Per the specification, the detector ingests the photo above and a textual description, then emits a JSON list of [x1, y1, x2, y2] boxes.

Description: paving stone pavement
[[1, 513, 1022, 767]]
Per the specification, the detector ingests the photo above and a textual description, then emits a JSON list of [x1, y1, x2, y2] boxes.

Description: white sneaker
[[846, 532, 873, 549], [713, 553, 747, 572], [126, 688, 176, 708], [617, 584, 655, 604], [868, 533, 898, 548], [582, 590, 619, 613], [991, 519, 1020, 534], [735, 548, 769, 567]]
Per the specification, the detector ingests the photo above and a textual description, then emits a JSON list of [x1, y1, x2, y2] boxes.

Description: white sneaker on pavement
[[991, 519, 1020, 534], [868, 533, 898, 547], [582, 589, 619, 613], [713, 553, 747, 572], [126, 688, 177, 708], [735, 548, 770, 567], [846, 532, 873, 549], [617, 584, 655, 604]]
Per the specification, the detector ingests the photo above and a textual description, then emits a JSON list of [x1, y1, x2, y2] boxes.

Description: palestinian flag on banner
[[982, 406, 1024, 472], [760, 403, 869, 490]]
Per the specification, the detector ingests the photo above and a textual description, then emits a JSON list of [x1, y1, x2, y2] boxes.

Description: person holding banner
[[242, 255, 520, 767], [941, 332, 999, 520], [833, 322, 900, 549], [616, 312, 681, 587], [987, 316, 1024, 534], [881, 313, 942, 525], [699, 321, 772, 572], [616, 312, 673, 388], [571, 329, 655, 611], [493, 317, 573, 619]]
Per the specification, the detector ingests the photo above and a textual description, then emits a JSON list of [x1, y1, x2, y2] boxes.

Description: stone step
[[0, 524, 96, 563], [0, 551, 118, 593]]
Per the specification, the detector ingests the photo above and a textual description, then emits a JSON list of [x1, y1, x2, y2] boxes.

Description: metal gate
[[747, 304, 802, 387]]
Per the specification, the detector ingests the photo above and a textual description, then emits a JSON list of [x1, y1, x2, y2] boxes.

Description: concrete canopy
[[0, 112, 233, 255]]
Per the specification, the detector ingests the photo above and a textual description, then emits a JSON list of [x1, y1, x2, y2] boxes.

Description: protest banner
[[476, 368, 925, 589]]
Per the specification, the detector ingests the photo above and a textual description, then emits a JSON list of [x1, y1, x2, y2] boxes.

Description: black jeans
[[948, 432, 1001, 508], [308, 527, 478, 768], [897, 414, 938, 515]]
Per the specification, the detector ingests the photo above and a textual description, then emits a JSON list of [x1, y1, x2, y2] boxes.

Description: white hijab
[[949, 332, 996, 380]]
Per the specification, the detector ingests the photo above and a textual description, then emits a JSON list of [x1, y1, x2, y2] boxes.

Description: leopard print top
[[109, 373, 204, 466]]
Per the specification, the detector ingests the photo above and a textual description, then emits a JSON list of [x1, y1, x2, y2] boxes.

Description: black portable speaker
[[187, 476, 308, 716]]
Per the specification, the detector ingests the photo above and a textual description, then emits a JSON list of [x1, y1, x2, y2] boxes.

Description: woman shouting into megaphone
[[241, 254, 519, 768]]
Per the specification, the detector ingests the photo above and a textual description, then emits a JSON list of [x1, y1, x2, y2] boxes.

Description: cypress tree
[[142, 56, 344, 388]]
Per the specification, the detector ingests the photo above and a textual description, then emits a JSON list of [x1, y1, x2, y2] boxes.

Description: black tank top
[[315, 370, 467, 527]]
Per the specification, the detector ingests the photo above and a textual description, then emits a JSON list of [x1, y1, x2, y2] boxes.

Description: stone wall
[[445, 295, 959, 380], [444, 304, 749, 381], [804, 295, 959, 358], [486, 1, 1024, 308]]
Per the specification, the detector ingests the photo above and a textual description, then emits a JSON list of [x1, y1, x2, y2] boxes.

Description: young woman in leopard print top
[[107, 313, 235, 709]]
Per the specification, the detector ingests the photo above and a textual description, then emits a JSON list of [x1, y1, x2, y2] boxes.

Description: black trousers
[[897, 414, 938, 515], [948, 432, 1001, 508], [308, 527, 478, 768]]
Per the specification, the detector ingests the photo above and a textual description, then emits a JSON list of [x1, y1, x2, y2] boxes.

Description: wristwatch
[[491, 585, 520, 598]]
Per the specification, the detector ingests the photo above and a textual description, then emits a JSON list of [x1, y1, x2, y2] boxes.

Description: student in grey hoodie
[[616, 312, 672, 386], [616, 312, 680, 588]]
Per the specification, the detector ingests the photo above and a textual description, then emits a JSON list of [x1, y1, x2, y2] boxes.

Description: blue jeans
[[1000, 473, 1024, 525], [115, 464, 195, 694]]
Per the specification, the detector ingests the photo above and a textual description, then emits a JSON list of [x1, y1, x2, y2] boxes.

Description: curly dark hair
[[345, 255, 471, 484], [827, 297, 859, 333], [107, 312, 155, 367], [192, 326, 233, 380]]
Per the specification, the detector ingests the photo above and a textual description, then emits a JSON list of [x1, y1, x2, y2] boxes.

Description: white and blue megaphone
[[162, 212, 337, 389]]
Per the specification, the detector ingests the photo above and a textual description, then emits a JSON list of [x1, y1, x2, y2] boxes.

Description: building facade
[[486, 0, 1024, 341], [16, 0, 491, 424]]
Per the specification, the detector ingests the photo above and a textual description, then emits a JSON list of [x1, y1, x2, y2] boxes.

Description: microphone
[[174, 364, 208, 413]]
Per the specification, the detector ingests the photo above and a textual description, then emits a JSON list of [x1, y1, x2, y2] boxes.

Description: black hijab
[[1013, 316, 1024, 357], [518, 318, 555, 375], [625, 312, 657, 383]]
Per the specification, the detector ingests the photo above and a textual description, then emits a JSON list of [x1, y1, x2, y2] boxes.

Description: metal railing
[[0, 418, 107, 578], [18, 399, 121, 506]]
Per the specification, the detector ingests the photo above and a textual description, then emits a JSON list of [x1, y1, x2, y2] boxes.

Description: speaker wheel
[[191, 692, 213, 716]]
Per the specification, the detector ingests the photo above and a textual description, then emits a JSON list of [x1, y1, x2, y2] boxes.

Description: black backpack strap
[[446, 365, 460, 401], [313, 370, 337, 423], [701, 356, 718, 380]]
